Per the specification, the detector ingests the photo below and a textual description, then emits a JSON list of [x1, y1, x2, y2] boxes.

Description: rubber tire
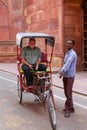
[[47, 90, 56, 130], [18, 88, 23, 104], [17, 76, 23, 104]]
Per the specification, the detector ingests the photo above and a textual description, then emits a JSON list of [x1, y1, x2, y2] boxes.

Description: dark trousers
[[63, 77, 74, 112], [22, 64, 46, 86]]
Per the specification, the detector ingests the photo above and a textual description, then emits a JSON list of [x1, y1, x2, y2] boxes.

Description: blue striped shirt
[[61, 49, 77, 77]]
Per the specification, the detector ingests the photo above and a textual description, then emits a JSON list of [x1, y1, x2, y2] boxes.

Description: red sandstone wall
[[23, 0, 59, 50], [0, 1, 9, 40], [23, 0, 64, 67], [0, 0, 23, 62], [0, 0, 84, 70]]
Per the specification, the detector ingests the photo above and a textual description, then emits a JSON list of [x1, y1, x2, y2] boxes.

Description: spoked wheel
[[47, 90, 57, 130], [17, 75, 23, 104]]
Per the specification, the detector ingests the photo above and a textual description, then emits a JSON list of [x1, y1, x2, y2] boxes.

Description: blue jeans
[[22, 64, 46, 86]]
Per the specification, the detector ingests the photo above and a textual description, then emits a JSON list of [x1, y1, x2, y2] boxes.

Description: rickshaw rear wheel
[[47, 90, 57, 130]]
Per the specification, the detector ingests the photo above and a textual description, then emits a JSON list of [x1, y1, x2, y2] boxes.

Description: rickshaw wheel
[[17, 75, 23, 104], [18, 88, 23, 104], [47, 90, 57, 130]]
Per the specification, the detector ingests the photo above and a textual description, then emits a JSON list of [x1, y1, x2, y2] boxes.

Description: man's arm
[[59, 53, 74, 78], [61, 56, 73, 73], [22, 58, 33, 69], [35, 58, 41, 70], [35, 47, 42, 70]]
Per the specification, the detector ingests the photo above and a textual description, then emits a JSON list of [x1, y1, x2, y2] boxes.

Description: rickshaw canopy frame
[[16, 32, 55, 47]]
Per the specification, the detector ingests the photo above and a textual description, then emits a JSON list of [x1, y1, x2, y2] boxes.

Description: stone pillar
[[58, 0, 64, 64], [52, 0, 64, 68]]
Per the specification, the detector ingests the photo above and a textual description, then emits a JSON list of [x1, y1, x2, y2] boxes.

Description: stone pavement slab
[[52, 72, 87, 96], [0, 63, 87, 96]]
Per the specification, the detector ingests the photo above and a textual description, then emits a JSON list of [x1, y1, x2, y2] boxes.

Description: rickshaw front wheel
[[47, 90, 57, 130]]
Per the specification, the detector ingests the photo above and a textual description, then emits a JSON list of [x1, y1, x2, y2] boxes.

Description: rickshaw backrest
[[41, 52, 47, 62]]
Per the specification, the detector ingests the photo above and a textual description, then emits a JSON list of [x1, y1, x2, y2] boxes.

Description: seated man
[[22, 38, 47, 87]]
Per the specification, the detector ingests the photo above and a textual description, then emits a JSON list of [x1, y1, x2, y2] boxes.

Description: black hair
[[66, 39, 75, 45], [29, 38, 36, 43]]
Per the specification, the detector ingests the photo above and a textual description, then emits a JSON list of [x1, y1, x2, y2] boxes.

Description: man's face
[[29, 40, 35, 49], [66, 41, 73, 50]]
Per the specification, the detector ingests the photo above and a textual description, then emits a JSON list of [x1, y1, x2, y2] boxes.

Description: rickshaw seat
[[20, 67, 35, 73], [19, 52, 50, 74], [20, 67, 50, 74]]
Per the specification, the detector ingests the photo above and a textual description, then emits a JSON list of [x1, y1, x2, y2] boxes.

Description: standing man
[[59, 39, 77, 118], [22, 38, 46, 87]]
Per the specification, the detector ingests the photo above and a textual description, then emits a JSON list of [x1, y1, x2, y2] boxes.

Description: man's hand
[[35, 65, 38, 70], [59, 71, 63, 78], [22, 59, 33, 69], [29, 64, 33, 69]]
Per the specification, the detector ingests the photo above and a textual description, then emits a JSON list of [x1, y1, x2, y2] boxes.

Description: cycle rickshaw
[[16, 32, 57, 130]]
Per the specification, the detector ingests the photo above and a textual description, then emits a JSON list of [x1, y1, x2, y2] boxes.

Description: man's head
[[66, 39, 75, 50], [29, 38, 36, 49]]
